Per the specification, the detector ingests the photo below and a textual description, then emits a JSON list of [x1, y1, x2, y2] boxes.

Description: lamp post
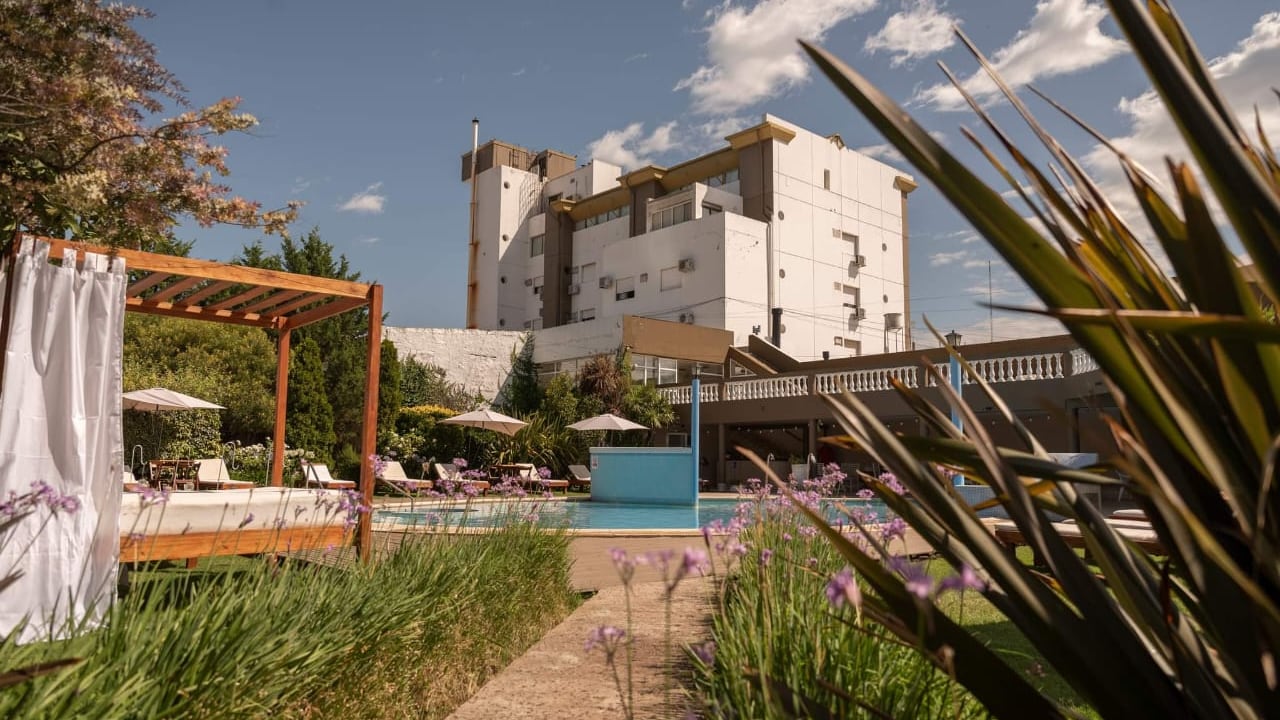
[[945, 330, 964, 487]]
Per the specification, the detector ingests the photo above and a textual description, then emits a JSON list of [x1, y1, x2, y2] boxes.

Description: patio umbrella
[[122, 388, 225, 412], [567, 413, 648, 432], [440, 408, 527, 436]]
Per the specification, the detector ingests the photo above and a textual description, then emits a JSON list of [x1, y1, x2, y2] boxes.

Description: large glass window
[[530, 234, 545, 256], [650, 201, 694, 232]]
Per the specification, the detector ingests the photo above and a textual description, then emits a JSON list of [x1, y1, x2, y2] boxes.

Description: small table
[[150, 459, 199, 491]]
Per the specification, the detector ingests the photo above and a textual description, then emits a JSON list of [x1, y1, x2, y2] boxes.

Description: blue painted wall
[[588, 447, 696, 506]]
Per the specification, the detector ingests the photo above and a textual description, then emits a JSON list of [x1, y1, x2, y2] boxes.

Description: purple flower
[[887, 556, 936, 599], [725, 540, 748, 558], [855, 488, 875, 499], [452, 457, 468, 469], [140, 486, 170, 508], [940, 564, 987, 594], [878, 472, 907, 496], [537, 466, 552, 479], [584, 625, 626, 654], [880, 517, 908, 544], [238, 513, 255, 529], [690, 640, 716, 666], [782, 532, 792, 542], [273, 517, 288, 530], [825, 567, 861, 610], [759, 548, 774, 567], [127, 531, 145, 542]]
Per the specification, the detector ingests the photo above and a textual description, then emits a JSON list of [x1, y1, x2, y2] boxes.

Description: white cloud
[[675, 0, 877, 115], [1084, 12, 1280, 231], [512, 67, 526, 77], [337, 183, 386, 214], [915, 0, 1126, 111], [865, 0, 959, 66], [585, 121, 682, 170], [930, 250, 968, 266], [358, 236, 381, 244], [290, 177, 312, 195], [954, 314, 1066, 343], [962, 257, 1003, 269], [625, 52, 649, 63]]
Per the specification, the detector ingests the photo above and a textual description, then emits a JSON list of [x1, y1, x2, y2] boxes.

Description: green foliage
[[498, 334, 542, 415], [122, 365, 224, 461], [480, 412, 582, 474], [286, 336, 335, 462], [377, 339, 403, 447], [399, 354, 483, 411], [540, 375, 582, 427], [238, 230, 369, 461], [393, 404, 470, 473], [575, 351, 630, 414], [799, 2, 1280, 717], [0, 520, 574, 719], [698, 515, 984, 719], [123, 315, 275, 444]]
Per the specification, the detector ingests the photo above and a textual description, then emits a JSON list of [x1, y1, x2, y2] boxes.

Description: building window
[[532, 276, 543, 296], [650, 201, 693, 232], [704, 167, 739, 188], [660, 266, 682, 291], [846, 339, 862, 355], [702, 202, 721, 216], [615, 276, 635, 301], [580, 307, 596, 321], [833, 336, 844, 347], [530, 234, 545, 256], [841, 231, 859, 254], [574, 205, 629, 231], [823, 169, 831, 190]]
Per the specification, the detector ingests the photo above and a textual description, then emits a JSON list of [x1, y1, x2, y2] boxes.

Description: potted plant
[[789, 454, 809, 482]]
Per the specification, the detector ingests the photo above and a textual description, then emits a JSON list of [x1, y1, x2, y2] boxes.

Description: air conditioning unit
[[524, 278, 533, 287], [679, 313, 695, 324], [567, 283, 581, 296], [854, 254, 867, 267], [678, 258, 695, 272], [598, 275, 614, 289], [853, 307, 867, 320]]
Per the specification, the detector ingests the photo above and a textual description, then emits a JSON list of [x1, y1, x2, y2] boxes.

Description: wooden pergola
[[22, 236, 383, 559]]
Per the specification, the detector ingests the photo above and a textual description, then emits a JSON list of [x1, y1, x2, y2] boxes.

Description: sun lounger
[[379, 460, 432, 494], [196, 458, 256, 490], [304, 462, 356, 490], [993, 517, 1165, 558], [567, 464, 591, 492], [1110, 508, 1147, 520], [433, 462, 489, 494]]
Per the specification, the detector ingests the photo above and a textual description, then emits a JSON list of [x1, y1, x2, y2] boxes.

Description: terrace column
[[270, 327, 291, 487]]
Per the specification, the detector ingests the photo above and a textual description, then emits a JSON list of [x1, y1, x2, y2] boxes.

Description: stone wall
[[383, 327, 527, 404]]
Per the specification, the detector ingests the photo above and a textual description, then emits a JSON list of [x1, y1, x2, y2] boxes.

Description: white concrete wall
[[474, 164, 544, 331], [529, 317, 624, 365], [384, 327, 527, 404], [765, 114, 910, 360], [721, 212, 771, 345], [566, 216, 628, 322]]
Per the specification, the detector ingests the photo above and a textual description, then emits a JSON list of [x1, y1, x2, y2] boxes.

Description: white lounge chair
[[196, 458, 256, 490], [433, 463, 489, 493], [304, 462, 356, 490], [379, 460, 432, 494], [567, 464, 591, 492]]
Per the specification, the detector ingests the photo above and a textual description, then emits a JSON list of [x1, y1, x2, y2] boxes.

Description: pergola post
[[270, 327, 291, 486], [356, 284, 383, 562]]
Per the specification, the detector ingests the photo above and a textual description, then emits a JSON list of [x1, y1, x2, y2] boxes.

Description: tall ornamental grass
[[692, 475, 987, 719], [780, 0, 1280, 717], [0, 504, 574, 719]]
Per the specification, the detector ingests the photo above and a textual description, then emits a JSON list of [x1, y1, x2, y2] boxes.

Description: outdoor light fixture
[[945, 330, 963, 347]]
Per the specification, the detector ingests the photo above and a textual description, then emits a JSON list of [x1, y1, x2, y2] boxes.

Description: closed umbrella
[[440, 408, 527, 437]]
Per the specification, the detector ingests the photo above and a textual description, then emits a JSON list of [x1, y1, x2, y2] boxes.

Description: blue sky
[[139, 0, 1279, 344]]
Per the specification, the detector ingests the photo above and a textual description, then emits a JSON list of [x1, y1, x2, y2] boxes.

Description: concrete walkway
[[447, 535, 724, 720]]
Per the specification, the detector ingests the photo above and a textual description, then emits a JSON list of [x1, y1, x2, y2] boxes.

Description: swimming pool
[[374, 497, 893, 531]]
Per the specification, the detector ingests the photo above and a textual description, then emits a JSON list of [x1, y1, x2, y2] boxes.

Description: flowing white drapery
[[0, 237, 126, 642]]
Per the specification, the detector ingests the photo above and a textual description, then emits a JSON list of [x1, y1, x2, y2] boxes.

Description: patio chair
[[379, 460, 432, 495], [567, 464, 591, 492], [195, 458, 256, 490], [432, 462, 489, 494], [303, 462, 356, 490]]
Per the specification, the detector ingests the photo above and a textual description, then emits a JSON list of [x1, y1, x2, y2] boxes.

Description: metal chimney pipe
[[465, 118, 480, 329]]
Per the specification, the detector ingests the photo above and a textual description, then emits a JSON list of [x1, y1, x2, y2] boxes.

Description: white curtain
[[0, 237, 126, 642]]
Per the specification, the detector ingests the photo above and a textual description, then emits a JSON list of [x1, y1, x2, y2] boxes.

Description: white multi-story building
[[461, 114, 915, 377]]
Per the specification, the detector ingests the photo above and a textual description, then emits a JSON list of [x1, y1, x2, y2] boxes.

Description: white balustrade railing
[[815, 365, 918, 394], [1071, 348, 1100, 375], [928, 352, 1065, 386], [723, 375, 808, 401], [658, 383, 720, 405]]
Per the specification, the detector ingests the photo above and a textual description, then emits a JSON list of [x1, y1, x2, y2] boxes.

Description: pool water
[[374, 497, 893, 531]]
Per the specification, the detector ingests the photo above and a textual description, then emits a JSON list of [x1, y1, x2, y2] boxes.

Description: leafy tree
[[0, 0, 296, 246], [377, 339, 402, 447], [285, 336, 335, 462], [238, 230, 368, 461], [622, 382, 675, 444], [123, 315, 275, 443], [574, 351, 630, 414], [498, 334, 542, 415]]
